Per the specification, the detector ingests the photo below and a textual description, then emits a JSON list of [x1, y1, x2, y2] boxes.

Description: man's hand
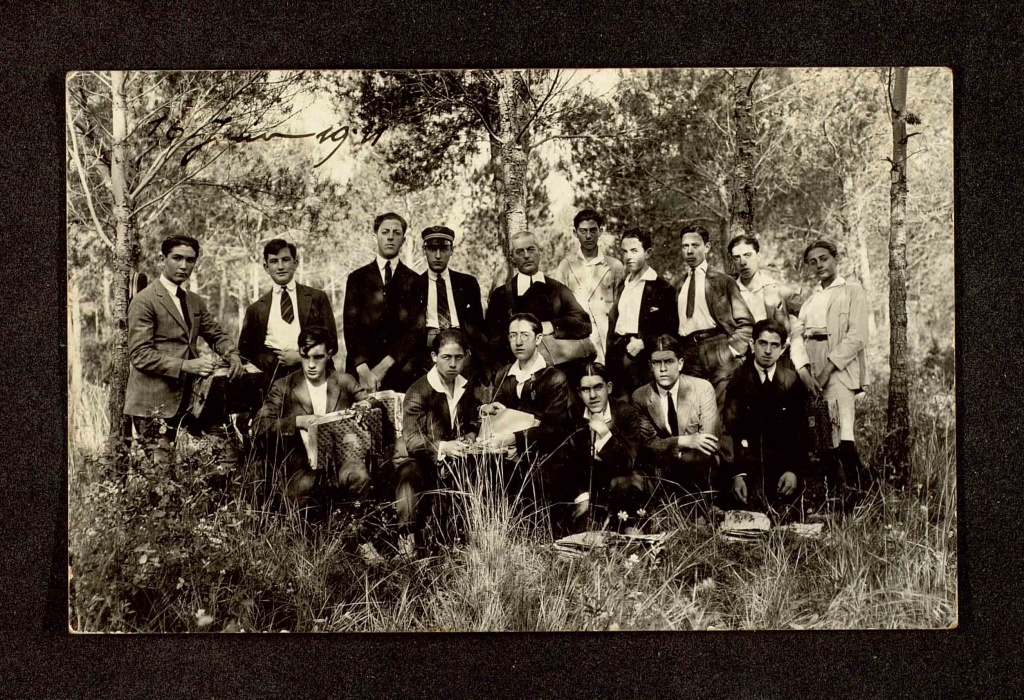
[[815, 361, 836, 390], [372, 356, 395, 382], [276, 348, 302, 367], [732, 475, 748, 504], [798, 366, 821, 396], [588, 416, 611, 438], [479, 433, 515, 449], [777, 472, 797, 496], [680, 433, 718, 455], [226, 355, 245, 381], [625, 337, 645, 357], [356, 364, 380, 392], [182, 356, 219, 377], [295, 414, 314, 430], [540, 321, 555, 336], [438, 439, 469, 460], [762, 283, 781, 312], [479, 402, 506, 417], [573, 493, 590, 519]]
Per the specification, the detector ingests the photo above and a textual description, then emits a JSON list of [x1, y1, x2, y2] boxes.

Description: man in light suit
[[343, 212, 423, 393], [238, 238, 338, 392], [631, 334, 721, 504], [676, 224, 755, 413], [123, 234, 244, 464]]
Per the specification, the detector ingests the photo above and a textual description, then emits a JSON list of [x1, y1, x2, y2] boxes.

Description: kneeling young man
[[252, 326, 368, 505], [570, 362, 650, 528], [631, 335, 720, 504], [723, 319, 810, 518], [397, 328, 481, 538]]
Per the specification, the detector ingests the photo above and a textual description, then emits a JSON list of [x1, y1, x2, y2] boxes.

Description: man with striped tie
[[239, 239, 339, 392]]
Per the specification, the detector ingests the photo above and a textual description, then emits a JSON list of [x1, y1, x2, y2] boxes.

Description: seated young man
[[722, 319, 810, 519], [569, 362, 650, 529], [251, 326, 368, 506], [397, 328, 481, 540], [631, 334, 721, 506], [477, 313, 576, 526]]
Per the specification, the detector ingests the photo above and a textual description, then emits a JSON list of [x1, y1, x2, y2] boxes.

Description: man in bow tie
[[484, 230, 593, 376], [123, 234, 245, 464], [238, 239, 338, 392]]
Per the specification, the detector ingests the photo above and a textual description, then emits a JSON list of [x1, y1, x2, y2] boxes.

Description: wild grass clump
[[68, 372, 956, 632]]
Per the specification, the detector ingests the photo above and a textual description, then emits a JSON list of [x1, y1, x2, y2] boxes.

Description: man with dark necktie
[[123, 234, 245, 464], [411, 225, 486, 381], [675, 224, 754, 413], [342, 212, 423, 393], [630, 334, 720, 504], [238, 238, 338, 392]]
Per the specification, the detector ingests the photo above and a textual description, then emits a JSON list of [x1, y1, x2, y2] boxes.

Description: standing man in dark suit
[[606, 227, 678, 397], [676, 224, 755, 413], [484, 230, 592, 375], [722, 319, 809, 519], [238, 238, 338, 391], [123, 234, 245, 464], [343, 212, 423, 393], [412, 226, 487, 381]]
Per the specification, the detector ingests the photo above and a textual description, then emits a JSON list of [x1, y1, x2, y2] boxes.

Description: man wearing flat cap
[[411, 225, 487, 380]]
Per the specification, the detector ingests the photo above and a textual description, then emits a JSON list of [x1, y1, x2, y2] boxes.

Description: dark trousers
[[650, 449, 719, 512], [606, 334, 652, 398], [680, 333, 742, 412]]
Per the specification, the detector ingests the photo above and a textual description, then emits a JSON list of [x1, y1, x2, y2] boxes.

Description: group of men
[[122, 208, 870, 535]]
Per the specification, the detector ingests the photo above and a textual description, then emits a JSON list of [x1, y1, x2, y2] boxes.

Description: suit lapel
[[292, 373, 313, 415], [325, 373, 342, 413], [155, 284, 191, 336], [256, 291, 272, 331], [296, 284, 313, 326], [646, 387, 667, 434]]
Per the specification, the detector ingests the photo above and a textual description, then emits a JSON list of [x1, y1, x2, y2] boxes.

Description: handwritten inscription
[[146, 115, 387, 168]]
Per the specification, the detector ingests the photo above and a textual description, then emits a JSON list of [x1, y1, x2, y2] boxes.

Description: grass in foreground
[[68, 375, 956, 632]]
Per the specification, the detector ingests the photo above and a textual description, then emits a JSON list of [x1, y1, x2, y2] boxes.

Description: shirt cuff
[[574, 492, 590, 504]]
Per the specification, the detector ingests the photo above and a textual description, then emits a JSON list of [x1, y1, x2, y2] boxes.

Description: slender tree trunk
[[101, 267, 112, 339], [728, 68, 760, 275], [105, 70, 138, 453], [68, 274, 83, 440], [884, 67, 911, 484], [497, 70, 530, 280], [840, 172, 879, 338]]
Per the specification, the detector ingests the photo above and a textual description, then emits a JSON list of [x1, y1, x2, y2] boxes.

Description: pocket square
[[649, 306, 660, 312]]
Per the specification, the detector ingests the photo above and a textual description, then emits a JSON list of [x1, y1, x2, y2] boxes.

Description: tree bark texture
[[729, 69, 759, 272], [105, 70, 139, 452], [497, 70, 531, 281], [884, 67, 911, 483]]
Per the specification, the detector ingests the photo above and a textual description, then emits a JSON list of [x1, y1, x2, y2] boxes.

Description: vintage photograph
[[66, 68, 955, 632]]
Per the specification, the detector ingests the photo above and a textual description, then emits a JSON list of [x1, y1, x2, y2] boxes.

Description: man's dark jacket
[[342, 259, 422, 392], [722, 359, 810, 484], [411, 268, 487, 376], [238, 283, 338, 387]]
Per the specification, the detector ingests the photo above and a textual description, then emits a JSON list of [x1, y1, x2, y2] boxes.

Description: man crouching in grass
[[252, 326, 369, 507], [722, 319, 809, 521]]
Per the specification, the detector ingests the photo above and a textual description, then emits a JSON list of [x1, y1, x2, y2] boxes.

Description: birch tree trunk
[[728, 69, 759, 273], [105, 70, 139, 452], [883, 67, 911, 483], [68, 274, 83, 442], [497, 70, 530, 281]]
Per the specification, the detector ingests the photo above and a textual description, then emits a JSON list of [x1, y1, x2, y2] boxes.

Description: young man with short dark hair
[[238, 238, 338, 390], [676, 224, 754, 412], [727, 234, 803, 332], [722, 319, 809, 517], [123, 234, 245, 464], [605, 227, 678, 396], [550, 209, 624, 365], [631, 334, 720, 502], [343, 212, 423, 393]]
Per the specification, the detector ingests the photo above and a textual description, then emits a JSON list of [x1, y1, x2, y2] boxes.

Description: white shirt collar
[[689, 260, 708, 276], [509, 351, 547, 383], [585, 402, 613, 422], [575, 248, 606, 267], [159, 273, 182, 294], [738, 270, 769, 293], [274, 280, 297, 293], [427, 366, 467, 397], [515, 271, 546, 296], [657, 379, 680, 399], [427, 268, 451, 283], [821, 275, 846, 291], [756, 363, 777, 382], [376, 254, 399, 274], [628, 265, 658, 284]]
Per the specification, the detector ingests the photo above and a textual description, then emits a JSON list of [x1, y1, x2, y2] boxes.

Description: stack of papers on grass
[[553, 530, 670, 560], [777, 522, 825, 539], [718, 510, 772, 542]]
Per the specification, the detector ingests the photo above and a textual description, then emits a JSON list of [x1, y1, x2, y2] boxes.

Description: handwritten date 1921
[[146, 115, 387, 168]]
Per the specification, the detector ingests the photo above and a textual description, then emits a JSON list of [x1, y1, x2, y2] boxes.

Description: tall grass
[[68, 375, 956, 632]]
